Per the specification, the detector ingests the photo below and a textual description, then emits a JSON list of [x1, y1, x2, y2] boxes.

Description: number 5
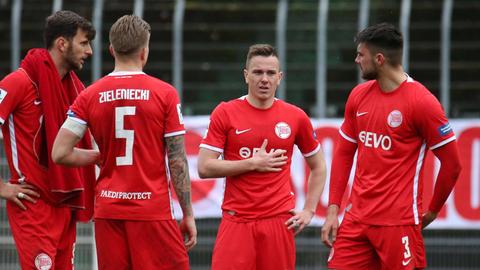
[[115, 106, 136, 166]]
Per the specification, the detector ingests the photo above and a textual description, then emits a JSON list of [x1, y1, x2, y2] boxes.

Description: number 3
[[115, 106, 136, 166], [402, 236, 411, 259]]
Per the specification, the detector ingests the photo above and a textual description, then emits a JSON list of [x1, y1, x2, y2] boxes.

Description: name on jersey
[[100, 190, 152, 200], [99, 89, 150, 103], [359, 131, 392, 150]]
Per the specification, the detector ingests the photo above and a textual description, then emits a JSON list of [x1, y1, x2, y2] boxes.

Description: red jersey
[[69, 71, 185, 220], [0, 69, 56, 202], [339, 76, 456, 225], [200, 96, 320, 219]]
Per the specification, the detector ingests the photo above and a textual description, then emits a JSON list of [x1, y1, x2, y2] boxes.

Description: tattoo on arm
[[165, 135, 193, 216]]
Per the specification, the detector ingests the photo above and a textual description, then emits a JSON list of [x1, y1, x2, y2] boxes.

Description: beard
[[361, 68, 378, 80], [65, 46, 83, 71]]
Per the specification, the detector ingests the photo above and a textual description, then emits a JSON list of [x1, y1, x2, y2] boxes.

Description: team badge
[[34, 253, 52, 270], [387, 110, 403, 128], [275, 122, 291, 139]]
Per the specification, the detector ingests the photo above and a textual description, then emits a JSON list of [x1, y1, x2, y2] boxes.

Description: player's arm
[[165, 134, 197, 251], [422, 141, 462, 228], [52, 118, 100, 167], [321, 136, 357, 247], [197, 139, 288, 178], [286, 149, 327, 235]]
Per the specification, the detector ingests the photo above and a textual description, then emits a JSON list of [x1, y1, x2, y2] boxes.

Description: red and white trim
[[199, 143, 223, 154], [412, 143, 427, 225]]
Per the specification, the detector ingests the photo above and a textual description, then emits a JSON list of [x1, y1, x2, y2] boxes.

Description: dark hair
[[245, 44, 278, 69], [355, 22, 403, 66], [109, 15, 151, 56], [44, 10, 96, 49]]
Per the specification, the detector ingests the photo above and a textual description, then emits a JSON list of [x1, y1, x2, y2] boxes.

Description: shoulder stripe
[[199, 143, 224, 153], [339, 129, 357, 144], [430, 136, 456, 150], [303, 144, 321, 158], [164, 130, 186, 138]]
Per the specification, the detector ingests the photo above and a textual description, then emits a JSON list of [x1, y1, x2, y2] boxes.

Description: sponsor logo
[[0, 88, 7, 104], [356, 111, 368, 117], [100, 190, 152, 200], [387, 110, 403, 128], [358, 131, 392, 150], [235, 128, 251, 135], [239, 146, 286, 159], [402, 258, 412, 266], [275, 122, 291, 139], [438, 123, 453, 136], [34, 253, 52, 270], [177, 103, 184, 125]]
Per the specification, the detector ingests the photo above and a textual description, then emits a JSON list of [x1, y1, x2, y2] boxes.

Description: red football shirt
[[69, 71, 185, 220], [200, 96, 320, 219], [339, 75, 456, 225], [0, 69, 56, 202]]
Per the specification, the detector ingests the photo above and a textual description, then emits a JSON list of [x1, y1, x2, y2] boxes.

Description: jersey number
[[115, 106, 136, 166], [402, 236, 411, 259]]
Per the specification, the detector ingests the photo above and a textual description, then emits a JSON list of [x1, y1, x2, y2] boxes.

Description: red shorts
[[94, 219, 189, 270], [211, 212, 295, 270], [7, 198, 76, 270], [328, 214, 426, 270]]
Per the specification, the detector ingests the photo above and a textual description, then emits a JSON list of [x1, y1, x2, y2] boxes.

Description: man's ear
[[109, 44, 115, 57], [55, 37, 68, 53], [243, 69, 248, 84], [374, 53, 385, 66]]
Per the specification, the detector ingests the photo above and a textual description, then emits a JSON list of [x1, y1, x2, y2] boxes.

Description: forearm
[[166, 136, 193, 217], [303, 158, 327, 213], [60, 148, 99, 167], [198, 158, 254, 178]]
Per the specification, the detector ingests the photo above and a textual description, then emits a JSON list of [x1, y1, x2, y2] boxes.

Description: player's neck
[[246, 95, 275, 109], [376, 66, 406, 93], [113, 60, 144, 72]]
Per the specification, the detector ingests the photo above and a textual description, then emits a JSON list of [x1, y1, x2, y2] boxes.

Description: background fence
[[0, 0, 479, 269]]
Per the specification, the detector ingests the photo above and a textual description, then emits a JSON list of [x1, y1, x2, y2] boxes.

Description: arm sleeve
[[0, 71, 30, 124], [199, 103, 228, 153], [328, 134, 357, 206], [68, 91, 89, 125], [428, 140, 462, 212], [338, 91, 358, 143], [295, 110, 320, 157], [414, 92, 456, 150], [164, 88, 186, 137], [328, 92, 358, 206]]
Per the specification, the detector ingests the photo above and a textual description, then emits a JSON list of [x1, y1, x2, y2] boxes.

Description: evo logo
[[358, 131, 392, 150]]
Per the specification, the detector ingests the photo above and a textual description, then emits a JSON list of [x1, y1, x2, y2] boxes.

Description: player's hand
[[421, 211, 438, 229], [179, 215, 197, 251], [251, 139, 287, 172], [286, 209, 315, 236], [0, 181, 40, 210], [321, 205, 339, 247]]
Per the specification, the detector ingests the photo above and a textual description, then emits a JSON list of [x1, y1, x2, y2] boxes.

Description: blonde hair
[[109, 15, 151, 55]]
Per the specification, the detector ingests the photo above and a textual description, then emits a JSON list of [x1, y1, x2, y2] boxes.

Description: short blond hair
[[109, 15, 150, 55]]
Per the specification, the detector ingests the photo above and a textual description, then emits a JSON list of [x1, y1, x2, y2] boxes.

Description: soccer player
[[321, 23, 462, 270], [197, 44, 327, 270], [0, 10, 96, 270], [52, 15, 196, 269]]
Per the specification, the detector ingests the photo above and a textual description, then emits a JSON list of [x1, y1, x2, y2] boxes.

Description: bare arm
[[165, 135, 197, 250], [52, 128, 100, 167], [197, 139, 287, 179], [286, 149, 327, 235]]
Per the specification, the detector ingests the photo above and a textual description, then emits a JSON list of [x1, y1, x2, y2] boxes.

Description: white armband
[[61, 117, 87, 138]]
